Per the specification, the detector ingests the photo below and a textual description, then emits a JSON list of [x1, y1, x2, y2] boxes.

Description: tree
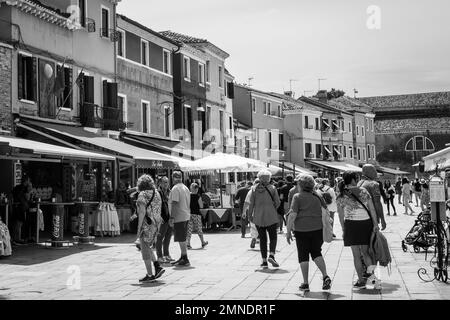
[[327, 88, 345, 100]]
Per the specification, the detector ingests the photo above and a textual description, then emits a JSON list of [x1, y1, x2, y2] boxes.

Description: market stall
[[180, 153, 273, 230], [0, 136, 115, 248]]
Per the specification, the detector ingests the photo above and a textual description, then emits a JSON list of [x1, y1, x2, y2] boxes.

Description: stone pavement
[[0, 200, 449, 300]]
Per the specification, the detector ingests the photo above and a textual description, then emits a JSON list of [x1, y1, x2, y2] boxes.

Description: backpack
[[158, 190, 170, 222], [369, 230, 392, 269], [319, 186, 333, 205]]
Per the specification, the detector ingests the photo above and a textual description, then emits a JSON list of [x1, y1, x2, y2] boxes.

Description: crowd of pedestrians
[[131, 166, 430, 291]]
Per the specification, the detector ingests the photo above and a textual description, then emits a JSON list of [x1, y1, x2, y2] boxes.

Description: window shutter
[[107, 82, 118, 109], [227, 82, 234, 99], [18, 55, 23, 100], [102, 80, 108, 107], [86, 76, 94, 103], [32, 57, 37, 101], [67, 68, 73, 109]]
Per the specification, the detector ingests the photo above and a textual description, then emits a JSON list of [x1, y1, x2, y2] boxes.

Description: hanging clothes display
[[38, 208, 45, 231], [95, 202, 120, 237], [0, 220, 12, 257]]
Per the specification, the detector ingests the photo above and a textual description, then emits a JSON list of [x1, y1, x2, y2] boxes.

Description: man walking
[[156, 176, 175, 264], [358, 164, 387, 231], [280, 175, 294, 217], [168, 171, 191, 266], [235, 181, 252, 238], [413, 178, 422, 207]]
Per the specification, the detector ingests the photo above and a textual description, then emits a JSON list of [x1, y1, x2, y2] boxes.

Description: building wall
[[232, 85, 252, 128], [0, 44, 12, 133], [117, 59, 173, 135], [375, 117, 450, 172], [3, 1, 116, 124]]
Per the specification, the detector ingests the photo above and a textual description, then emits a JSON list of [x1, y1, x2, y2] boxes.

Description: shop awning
[[423, 146, 450, 172], [333, 147, 341, 156], [0, 136, 115, 162], [17, 120, 181, 169], [322, 120, 330, 128], [376, 166, 410, 175], [275, 161, 317, 177], [324, 146, 332, 155], [306, 159, 362, 173], [121, 132, 180, 155]]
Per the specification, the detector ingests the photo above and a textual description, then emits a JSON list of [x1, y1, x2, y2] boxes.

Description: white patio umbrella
[[179, 153, 276, 207]]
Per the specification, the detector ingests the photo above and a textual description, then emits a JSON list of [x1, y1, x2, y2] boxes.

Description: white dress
[[0, 220, 12, 256]]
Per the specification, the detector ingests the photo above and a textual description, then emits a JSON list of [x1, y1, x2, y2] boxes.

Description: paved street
[[1, 200, 449, 300]]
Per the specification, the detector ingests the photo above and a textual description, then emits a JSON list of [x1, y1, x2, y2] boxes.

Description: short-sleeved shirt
[[169, 183, 191, 223], [290, 192, 323, 232], [336, 187, 372, 221]]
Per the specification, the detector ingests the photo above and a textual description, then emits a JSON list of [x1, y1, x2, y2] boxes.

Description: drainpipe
[[113, 3, 117, 83]]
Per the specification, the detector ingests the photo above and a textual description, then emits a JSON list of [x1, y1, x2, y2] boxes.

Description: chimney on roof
[[316, 90, 328, 104], [284, 91, 293, 98]]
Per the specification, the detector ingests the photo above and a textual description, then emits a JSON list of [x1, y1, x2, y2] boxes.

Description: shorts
[[294, 229, 323, 263], [173, 221, 189, 242]]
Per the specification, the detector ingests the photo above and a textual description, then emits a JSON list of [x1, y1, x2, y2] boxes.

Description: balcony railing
[[80, 103, 125, 131]]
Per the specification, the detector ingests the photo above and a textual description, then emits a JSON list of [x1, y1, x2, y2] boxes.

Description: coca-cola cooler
[[73, 202, 95, 245]]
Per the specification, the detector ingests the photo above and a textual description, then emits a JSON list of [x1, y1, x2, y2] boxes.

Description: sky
[[118, 0, 450, 98]]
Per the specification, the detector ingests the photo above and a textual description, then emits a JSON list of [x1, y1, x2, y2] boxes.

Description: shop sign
[[430, 176, 445, 202], [151, 161, 164, 168]]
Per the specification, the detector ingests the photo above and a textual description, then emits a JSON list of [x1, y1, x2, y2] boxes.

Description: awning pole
[[219, 170, 223, 209]]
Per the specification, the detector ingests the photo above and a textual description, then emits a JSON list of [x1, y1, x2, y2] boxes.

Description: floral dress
[[137, 190, 162, 244]]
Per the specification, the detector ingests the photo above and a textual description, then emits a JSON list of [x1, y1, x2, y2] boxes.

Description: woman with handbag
[[136, 174, 165, 283], [248, 170, 281, 269], [336, 171, 379, 289], [286, 174, 332, 292]]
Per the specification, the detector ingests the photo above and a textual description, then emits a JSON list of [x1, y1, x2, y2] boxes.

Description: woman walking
[[385, 181, 397, 216], [186, 183, 208, 250], [248, 170, 281, 269], [136, 174, 165, 283], [402, 178, 415, 215], [336, 171, 379, 289], [286, 174, 332, 292]]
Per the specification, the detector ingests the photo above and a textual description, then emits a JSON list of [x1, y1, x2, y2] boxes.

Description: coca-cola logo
[[78, 213, 84, 235], [53, 215, 60, 238]]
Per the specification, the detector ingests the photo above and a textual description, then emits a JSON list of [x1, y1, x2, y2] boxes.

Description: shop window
[[18, 53, 37, 101]]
